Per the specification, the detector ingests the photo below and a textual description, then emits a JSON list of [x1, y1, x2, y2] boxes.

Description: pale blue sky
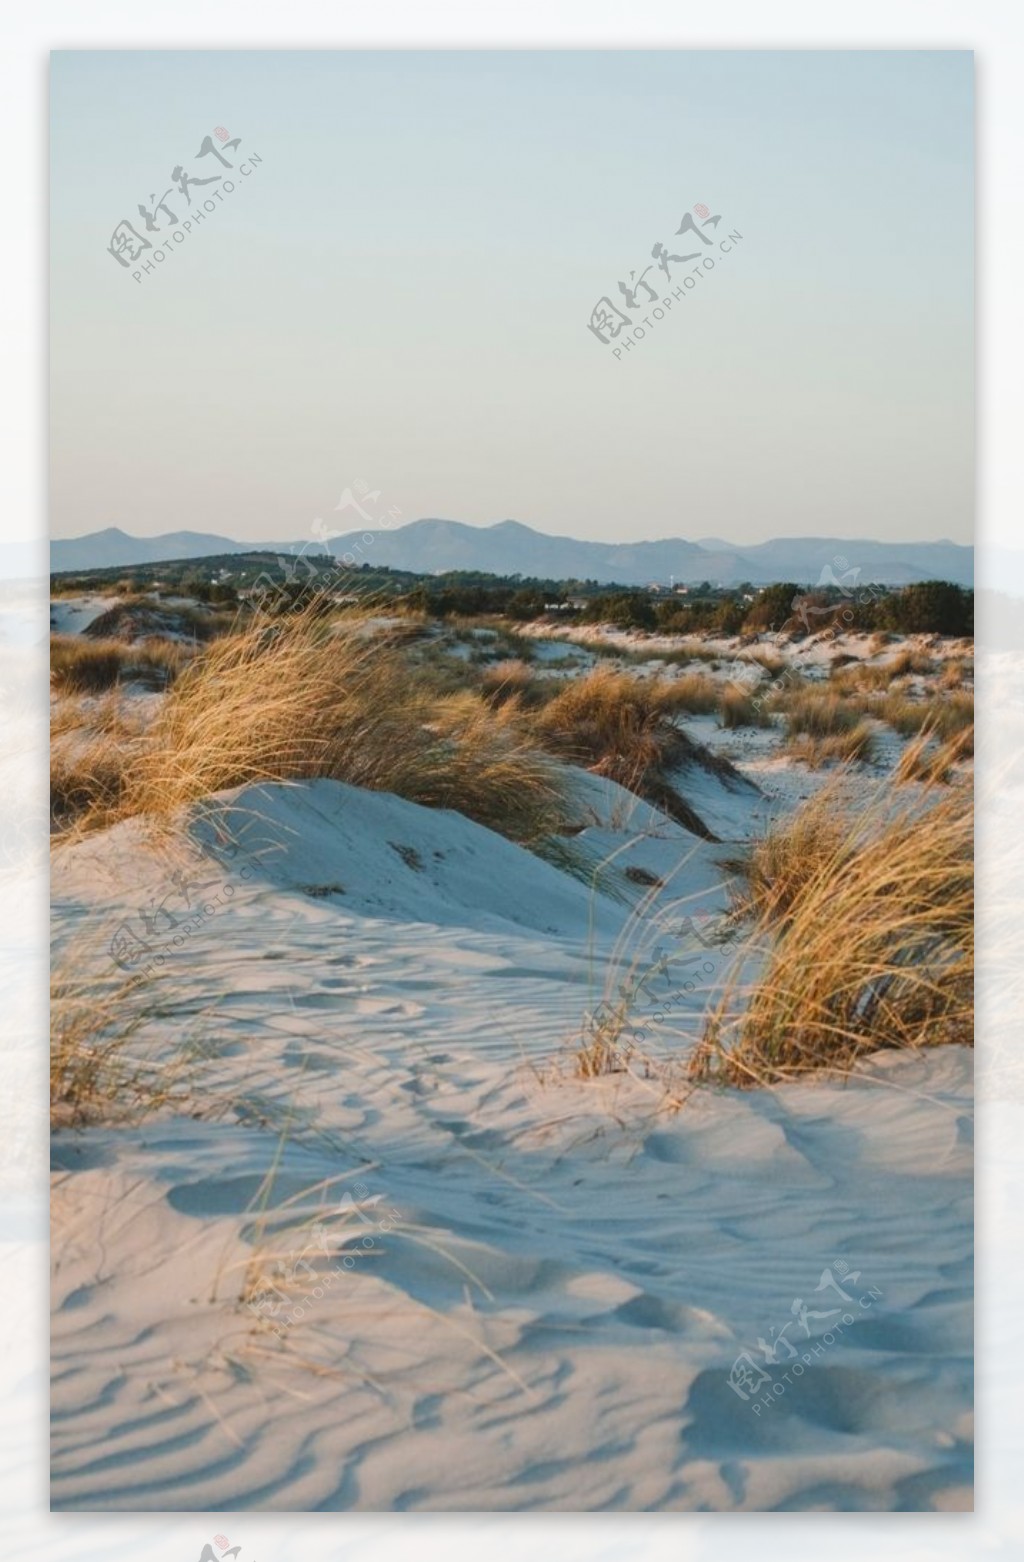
[[50, 50, 973, 545]]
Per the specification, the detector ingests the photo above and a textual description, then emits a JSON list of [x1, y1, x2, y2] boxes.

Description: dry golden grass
[[872, 690, 974, 750], [534, 667, 661, 785], [50, 734, 134, 831], [834, 647, 936, 694], [85, 598, 236, 644], [661, 672, 720, 716], [532, 666, 718, 837], [50, 693, 153, 831], [893, 726, 974, 786], [573, 993, 637, 1079], [133, 636, 192, 684], [400, 689, 568, 841], [51, 634, 189, 693], [59, 610, 568, 846], [744, 648, 786, 676], [478, 658, 544, 707], [689, 783, 972, 1086], [783, 722, 876, 769], [50, 689, 147, 741], [51, 636, 127, 693], [725, 783, 859, 927], [778, 687, 863, 739], [939, 658, 972, 690], [886, 647, 936, 678], [719, 686, 775, 729], [50, 967, 185, 1128], [768, 684, 874, 762]]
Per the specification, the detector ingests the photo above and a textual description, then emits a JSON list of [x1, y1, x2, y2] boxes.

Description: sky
[[50, 50, 973, 547]]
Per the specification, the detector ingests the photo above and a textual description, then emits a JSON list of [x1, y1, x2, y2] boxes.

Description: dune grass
[[50, 734, 135, 830], [51, 633, 189, 693], [50, 967, 186, 1128], [893, 726, 974, 786], [58, 610, 569, 847], [478, 658, 546, 707], [834, 648, 935, 693], [725, 783, 860, 927], [871, 690, 974, 751], [779, 688, 863, 738], [939, 658, 972, 690], [531, 666, 719, 838], [783, 722, 876, 769], [50, 692, 152, 830], [653, 643, 726, 667], [743, 647, 786, 677], [85, 598, 235, 644], [660, 672, 721, 716], [768, 682, 877, 764], [689, 783, 972, 1086], [719, 686, 775, 729]]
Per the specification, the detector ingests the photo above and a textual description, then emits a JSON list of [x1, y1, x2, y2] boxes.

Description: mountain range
[[50, 521, 974, 588]]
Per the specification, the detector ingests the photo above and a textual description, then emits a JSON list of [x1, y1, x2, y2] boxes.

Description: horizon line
[[49, 520, 973, 550]]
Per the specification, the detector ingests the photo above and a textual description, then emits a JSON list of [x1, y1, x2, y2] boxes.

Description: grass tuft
[[51, 634, 189, 693], [50, 968, 185, 1128], [690, 784, 972, 1086], [532, 666, 719, 838], [783, 722, 876, 768], [719, 686, 775, 729], [61, 610, 569, 847], [893, 726, 974, 786]]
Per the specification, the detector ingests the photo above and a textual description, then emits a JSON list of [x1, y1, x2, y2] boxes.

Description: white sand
[[50, 594, 123, 635]]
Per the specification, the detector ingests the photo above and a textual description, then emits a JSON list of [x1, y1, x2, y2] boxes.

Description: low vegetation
[[719, 686, 774, 728], [833, 647, 935, 693], [50, 692, 151, 829], [478, 658, 545, 707], [778, 688, 864, 738], [51, 633, 190, 693], [893, 727, 974, 785], [783, 722, 876, 769], [51, 967, 183, 1128], [690, 784, 972, 1086], [725, 785, 859, 927], [870, 690, 974, 750], [50, 734, 134, 830], [55, 610, 570, 848], [531, 666, 724, 838], [51, 579, 975, 1114]]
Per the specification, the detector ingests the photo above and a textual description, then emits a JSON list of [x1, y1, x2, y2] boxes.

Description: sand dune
[[51, 765, 972, 1511]]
